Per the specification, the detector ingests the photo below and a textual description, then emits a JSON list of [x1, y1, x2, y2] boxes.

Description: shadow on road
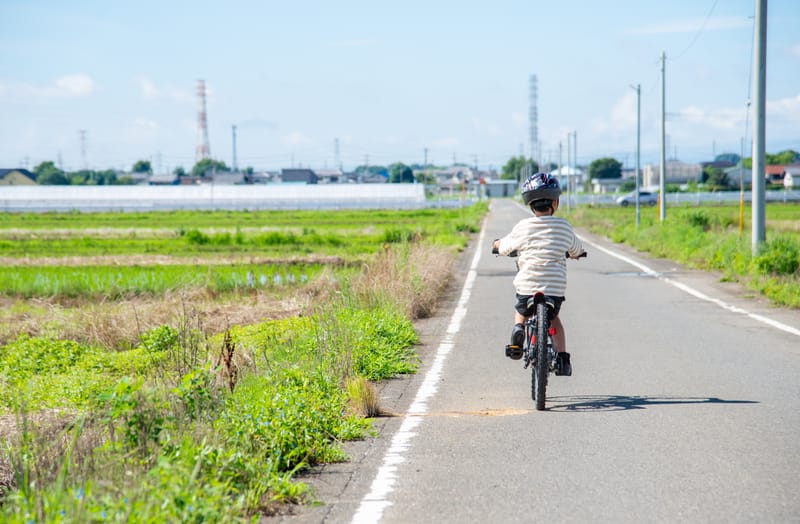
[[546, 395, 759, 412]]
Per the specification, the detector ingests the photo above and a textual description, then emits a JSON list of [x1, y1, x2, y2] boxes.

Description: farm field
[[0, 203, 488, 521], [570, 202, 800, 308]]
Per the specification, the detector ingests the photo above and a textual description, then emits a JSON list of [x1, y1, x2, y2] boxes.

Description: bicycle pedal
[[505, 344, 523, 360]]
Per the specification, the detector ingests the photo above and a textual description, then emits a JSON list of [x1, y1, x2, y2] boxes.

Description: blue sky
[[1, 0, 798, 173]]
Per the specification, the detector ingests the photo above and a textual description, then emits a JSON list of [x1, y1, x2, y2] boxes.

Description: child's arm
[[493, 229, 521, 257], [565, 230, 585, 258]]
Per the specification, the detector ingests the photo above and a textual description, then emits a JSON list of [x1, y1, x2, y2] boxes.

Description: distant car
[[616, 191, 658, 207]]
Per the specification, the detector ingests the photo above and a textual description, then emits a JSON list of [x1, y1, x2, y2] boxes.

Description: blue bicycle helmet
[[521, 172, 561, 206]]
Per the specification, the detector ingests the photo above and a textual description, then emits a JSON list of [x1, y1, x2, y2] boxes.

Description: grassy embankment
[[570, 203, 800, 308], [0, 203, 488, 522]]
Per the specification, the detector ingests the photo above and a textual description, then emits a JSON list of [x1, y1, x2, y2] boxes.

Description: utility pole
[[232, 125, 238, 172], [631, 83, 642, 227], [565, 134, 571, 214], [752, 0, 767, 253], [424, 148, 428, 169], [572, 131, 578, 211], [558, 141, 563, 196], [659, 51, 667, 222], [79, 129, 87, 170]]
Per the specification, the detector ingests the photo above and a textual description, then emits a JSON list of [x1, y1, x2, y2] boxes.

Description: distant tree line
[[31, 161, 132, 186]]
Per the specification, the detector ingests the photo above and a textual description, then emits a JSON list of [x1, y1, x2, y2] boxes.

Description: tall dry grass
[[352, 243, 454, 320]]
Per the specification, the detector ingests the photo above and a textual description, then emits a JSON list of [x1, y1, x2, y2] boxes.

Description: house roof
[[0, 168, 35, 179], [765, 165, 785, 175]]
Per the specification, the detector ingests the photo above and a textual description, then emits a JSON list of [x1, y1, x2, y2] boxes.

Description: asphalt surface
[[278, 198, 800, 524]]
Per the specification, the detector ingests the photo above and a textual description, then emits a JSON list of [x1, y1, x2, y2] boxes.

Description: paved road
[[285, 198, 800, 523]]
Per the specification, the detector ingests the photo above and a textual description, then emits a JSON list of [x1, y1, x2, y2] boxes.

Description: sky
[[1, 0, 798, 174]]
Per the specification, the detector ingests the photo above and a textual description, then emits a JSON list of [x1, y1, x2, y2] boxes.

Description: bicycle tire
[[532, 301, 549, 411]]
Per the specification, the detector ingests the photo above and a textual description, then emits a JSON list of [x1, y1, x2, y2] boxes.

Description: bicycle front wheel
[[532, 301, 549, 411]]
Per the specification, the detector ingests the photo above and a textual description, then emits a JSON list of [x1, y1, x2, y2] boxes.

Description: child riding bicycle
[[491, 172, 585, 376]]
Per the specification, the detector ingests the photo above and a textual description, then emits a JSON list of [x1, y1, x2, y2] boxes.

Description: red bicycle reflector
[[548, 327, 557, 336]]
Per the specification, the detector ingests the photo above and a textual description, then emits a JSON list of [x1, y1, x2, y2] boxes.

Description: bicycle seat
[[526, 293, 557, 317]]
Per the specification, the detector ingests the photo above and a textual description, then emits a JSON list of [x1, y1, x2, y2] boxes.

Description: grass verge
[[570, 204, 800, 308]]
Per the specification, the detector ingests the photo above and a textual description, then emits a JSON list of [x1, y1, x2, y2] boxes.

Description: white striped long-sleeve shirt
[[497, 215, 582, 297]]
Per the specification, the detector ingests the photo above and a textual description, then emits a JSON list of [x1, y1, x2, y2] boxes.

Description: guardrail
[[571, 190, 800, 206]]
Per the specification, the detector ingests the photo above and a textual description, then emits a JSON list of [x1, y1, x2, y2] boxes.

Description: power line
[[672, 0, 720, 61]]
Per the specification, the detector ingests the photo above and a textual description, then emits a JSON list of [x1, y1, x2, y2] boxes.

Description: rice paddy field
[[0, 203, 489, 521]]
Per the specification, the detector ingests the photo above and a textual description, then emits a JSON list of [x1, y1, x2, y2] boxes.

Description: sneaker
[[510, 323, 524, 347], [555, 352, 572, 376], [505, 323, 525, 360]]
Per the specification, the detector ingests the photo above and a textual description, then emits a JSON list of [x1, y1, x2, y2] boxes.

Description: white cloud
[[471, 117, 502, 136], [433, 137, 460, 148], [135, 76, 193, 103], [282, 131, 312, 146], [789, 44, 800, 59], [52, 74, 95, 97], [137, 76, 159, 98], [5, 74, 98, 98], [630, 16, 750, 35], [134, 117, 159, 129], [511, 112, 526, 127], [611, 92, 638, 129], [677, 105, 741, 130]]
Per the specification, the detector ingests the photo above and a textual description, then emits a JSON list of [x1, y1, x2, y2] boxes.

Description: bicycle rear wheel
[[532, 301, 549, 411]]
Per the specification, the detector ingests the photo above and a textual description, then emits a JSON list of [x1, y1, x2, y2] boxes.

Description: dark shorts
[[515, 294, 565, 318]]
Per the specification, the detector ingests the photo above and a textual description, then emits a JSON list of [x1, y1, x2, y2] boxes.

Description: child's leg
[[551, 315, 566, 354]]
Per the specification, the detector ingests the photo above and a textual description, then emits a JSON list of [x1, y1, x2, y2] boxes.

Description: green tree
[[34, 161, 69, 185], [414, 171, 436, 185], [132, 160, 152, 174], [173, 166, 187, 177], [701, 166, 730, 190], [767, 149, 799, 165], [192, 158, 230, 177], [587, 157, 622, 179], [95, 169, 118, 185], [388, 162, 414, 183], [743, 149, 800, 168], [501, 156, 538, 181]]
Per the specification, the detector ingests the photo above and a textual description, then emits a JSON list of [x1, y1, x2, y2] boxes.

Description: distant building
[[724, 164, 751, 189], [281, 168, 318, 184], [642, 161, 702, 188], [126, 171, 151, 185], [0, 168, 36, 185], [314, 169, 343, 184], [591, 177, 625, 194], [206, 171, 247, 184], [149, 173, 180, 185], [782, 164, 800, 189], [552, 166, 585, 188], [765, 165, 786, 185], [179, 175, 203, 185], [483, 179, 518, 197]]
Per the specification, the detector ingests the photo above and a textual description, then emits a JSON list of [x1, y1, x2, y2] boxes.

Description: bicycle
[[492, 246, 586, 410]]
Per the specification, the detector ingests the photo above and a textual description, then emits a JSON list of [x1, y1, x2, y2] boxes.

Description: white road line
[[350, 220, 487, 524], [580, 235, 800, 338]]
